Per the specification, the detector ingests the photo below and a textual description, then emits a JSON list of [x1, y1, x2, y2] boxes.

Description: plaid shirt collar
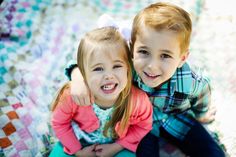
[[133, 62, 193, 96]]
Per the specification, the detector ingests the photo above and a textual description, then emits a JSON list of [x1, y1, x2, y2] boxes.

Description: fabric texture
[[72, 103, 114, 145]]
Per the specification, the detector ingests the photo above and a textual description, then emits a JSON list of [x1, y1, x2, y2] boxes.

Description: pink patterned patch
[[20, 114, 32, 126], [21, 2, 30, 8], [102, 0, 111, 6], [29, 92, 37, 102], [16, 14, 23, 20], [29, 79, 40, 88], [124, 4, 131, 9], [16, 30, 25, 36], [18, 128, 31, 140], [15, 140, 27, 151], [12, 103, 23, 109]]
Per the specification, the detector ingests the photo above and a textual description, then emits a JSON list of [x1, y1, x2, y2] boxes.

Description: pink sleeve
[[116, 87, 153, 152], [51, 94, 82, 155]]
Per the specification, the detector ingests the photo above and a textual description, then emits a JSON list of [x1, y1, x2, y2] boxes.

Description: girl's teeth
[[103, 84, 115, 90]]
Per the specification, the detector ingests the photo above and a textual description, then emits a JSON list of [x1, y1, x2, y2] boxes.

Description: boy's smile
[[132, 26, 188, 88]]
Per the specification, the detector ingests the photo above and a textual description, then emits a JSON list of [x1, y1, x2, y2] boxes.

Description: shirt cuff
[[65, 60, 77, 80]]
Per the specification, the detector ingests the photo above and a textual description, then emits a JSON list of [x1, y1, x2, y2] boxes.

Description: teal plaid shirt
[[132, 62, 211, 140], [65, 62, 211, 140]]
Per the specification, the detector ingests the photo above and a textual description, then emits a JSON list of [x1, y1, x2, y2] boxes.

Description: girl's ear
[[178, 50, 189, 68]]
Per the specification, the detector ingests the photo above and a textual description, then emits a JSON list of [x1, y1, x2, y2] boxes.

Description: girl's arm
[[116, 87, 153, 152], [51, 89, 82, 155]]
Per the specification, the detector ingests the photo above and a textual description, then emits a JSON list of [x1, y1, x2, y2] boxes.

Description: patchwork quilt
[[2, 0, 232, 156]]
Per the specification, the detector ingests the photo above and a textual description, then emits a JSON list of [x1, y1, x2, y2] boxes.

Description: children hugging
[[51, 2, 225, 157]]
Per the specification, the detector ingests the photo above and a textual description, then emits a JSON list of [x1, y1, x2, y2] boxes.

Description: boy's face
[[132, 26, 188, 88], [84, 46, 128, 106]]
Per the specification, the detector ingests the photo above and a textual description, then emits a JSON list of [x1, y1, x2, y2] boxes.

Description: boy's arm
[[116, 87, 153, 152], [65, 60, 93, 106], [190, 76, 215, 123], [51, 93, 82, 155]]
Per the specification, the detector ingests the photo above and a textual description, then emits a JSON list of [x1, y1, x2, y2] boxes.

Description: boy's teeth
[[148, 74, 156, 77]]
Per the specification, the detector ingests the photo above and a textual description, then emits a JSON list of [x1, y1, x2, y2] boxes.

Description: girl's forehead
[[89, 44, 126, 59]]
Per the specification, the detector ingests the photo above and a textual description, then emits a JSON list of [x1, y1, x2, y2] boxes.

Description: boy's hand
[[95, 143, 123, 157], [197, 105, 217, 124], [75, 144, 97, 157], [71, 68, 94, 106]]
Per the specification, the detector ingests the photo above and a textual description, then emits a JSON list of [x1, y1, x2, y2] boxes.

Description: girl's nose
[[104, 73, 114, 80]]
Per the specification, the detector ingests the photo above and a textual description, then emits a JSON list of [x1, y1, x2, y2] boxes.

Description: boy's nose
[[147, 58, 159, 70]]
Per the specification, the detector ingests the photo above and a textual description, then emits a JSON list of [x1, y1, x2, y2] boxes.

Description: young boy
[[66, 2, 225, 157]]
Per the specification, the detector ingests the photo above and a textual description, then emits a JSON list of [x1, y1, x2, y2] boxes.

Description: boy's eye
[[93, 67, 103, 71], [161, 54, 171, 59], [138, 50, 149, 55]]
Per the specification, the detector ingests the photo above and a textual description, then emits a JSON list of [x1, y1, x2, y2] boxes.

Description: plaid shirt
[[133, 62, 211, 140]]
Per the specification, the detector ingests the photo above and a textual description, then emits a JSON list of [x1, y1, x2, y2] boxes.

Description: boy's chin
[[143, 80, 160, 88]]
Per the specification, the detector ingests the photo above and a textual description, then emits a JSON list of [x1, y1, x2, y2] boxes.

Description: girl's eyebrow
[[114, 60, 125, 64], [90, 63, 102, 68]]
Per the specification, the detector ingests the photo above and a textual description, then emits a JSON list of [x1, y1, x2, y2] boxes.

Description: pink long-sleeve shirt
[[51, 85, 153, 155]]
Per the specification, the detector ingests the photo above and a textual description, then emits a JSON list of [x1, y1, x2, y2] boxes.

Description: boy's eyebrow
[[138, 45, 174, 55], [138, 46, 149, 49], [161, 49, 174, 55]]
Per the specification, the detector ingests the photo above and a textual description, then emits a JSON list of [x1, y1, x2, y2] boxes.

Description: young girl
[[50, 27, 153, 157]]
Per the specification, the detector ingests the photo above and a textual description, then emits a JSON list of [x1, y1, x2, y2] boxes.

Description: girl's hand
[[75, 144, 97, 157], [95, 143, 123, 157], [197, 105, 217, 124], [70, 68, 94, 106]]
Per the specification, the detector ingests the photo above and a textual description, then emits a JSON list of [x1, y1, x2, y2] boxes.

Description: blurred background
[[0, 0, 236, 156]]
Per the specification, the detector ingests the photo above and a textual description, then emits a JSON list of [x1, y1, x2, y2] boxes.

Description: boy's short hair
[[130, 2, 192, 55]]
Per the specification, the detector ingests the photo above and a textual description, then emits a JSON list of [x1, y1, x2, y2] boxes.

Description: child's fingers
[[90, 93, 95, 104], [84, 96, 92, 106], [72, 96, 81, 105], [94, 145, 103, 151]]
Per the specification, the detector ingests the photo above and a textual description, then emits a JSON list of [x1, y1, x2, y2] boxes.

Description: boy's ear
[[178, 50, 189, 68]]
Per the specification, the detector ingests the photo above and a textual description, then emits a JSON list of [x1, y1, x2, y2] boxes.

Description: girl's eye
[[113, 65, 123, 69], [93, 67, 103, 71], [161, 54, 171, 59], [138, 50, 149, 55]]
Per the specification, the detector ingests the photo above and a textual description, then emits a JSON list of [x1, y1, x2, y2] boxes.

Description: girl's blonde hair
[[130, 2, 192, 55], [52, 27, 133, 139]]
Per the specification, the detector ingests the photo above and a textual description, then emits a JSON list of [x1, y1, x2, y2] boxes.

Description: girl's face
[[132, 26, 188, 88], [84, 45, 128, 108]]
